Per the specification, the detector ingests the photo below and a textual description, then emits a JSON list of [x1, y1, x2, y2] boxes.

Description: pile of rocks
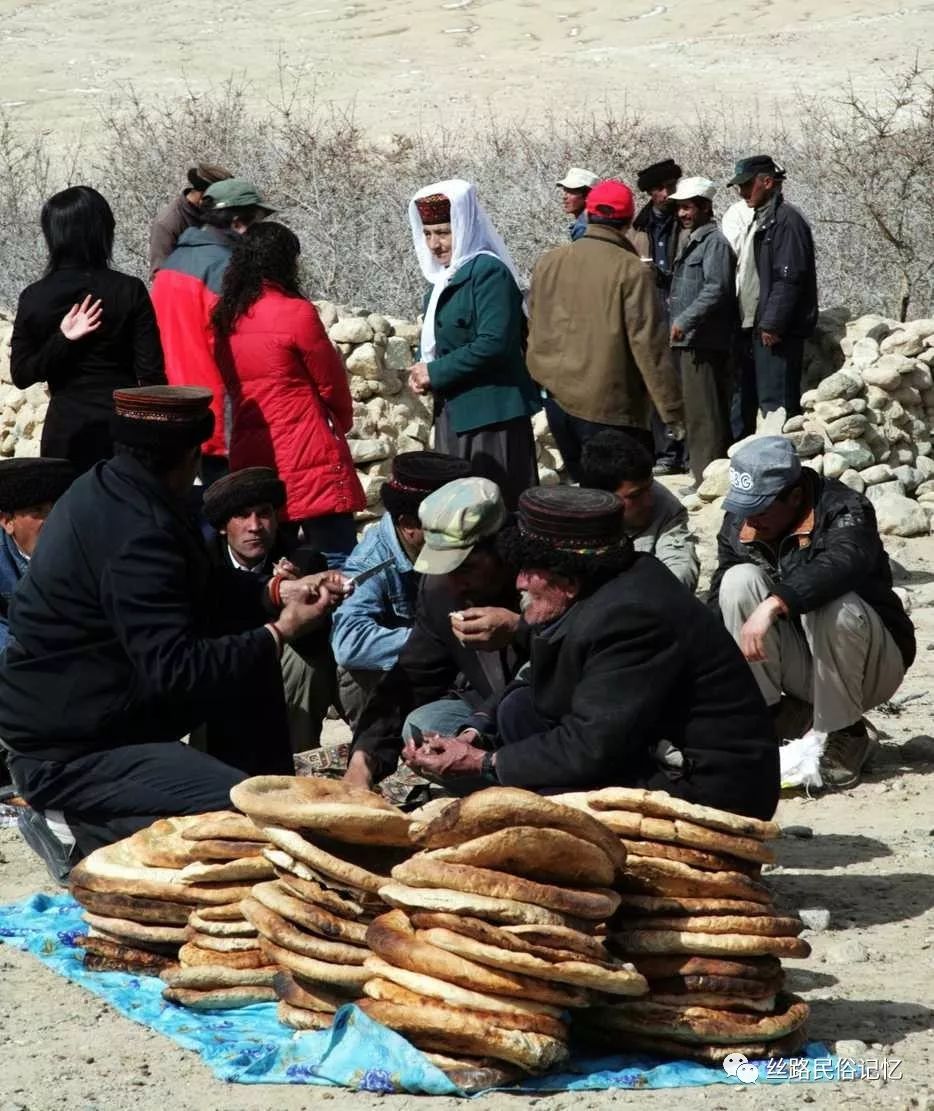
[[696, 313, 934, 537]]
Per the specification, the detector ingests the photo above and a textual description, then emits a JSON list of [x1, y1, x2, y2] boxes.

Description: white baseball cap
[[556, 167, 599, 190], [669, 175, 717, 202]]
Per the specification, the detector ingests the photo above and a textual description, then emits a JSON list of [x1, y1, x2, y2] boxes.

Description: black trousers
[[8, 741, 247, 857], [435, 407, 539, 511], [732, 330, 804, 440], [544, 398, 654, 483]]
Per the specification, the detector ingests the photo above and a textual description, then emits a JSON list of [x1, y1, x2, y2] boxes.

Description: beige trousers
[[718, 563, 906, 733]]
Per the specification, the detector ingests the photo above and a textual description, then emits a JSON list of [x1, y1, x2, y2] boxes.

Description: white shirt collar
[[227, 544, 265, 574]]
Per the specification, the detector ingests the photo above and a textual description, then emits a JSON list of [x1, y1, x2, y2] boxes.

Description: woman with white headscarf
[[407, 179, 540, 509]]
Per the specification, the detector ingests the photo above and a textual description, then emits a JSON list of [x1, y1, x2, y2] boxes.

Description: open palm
[[60, 295, 103, 341]]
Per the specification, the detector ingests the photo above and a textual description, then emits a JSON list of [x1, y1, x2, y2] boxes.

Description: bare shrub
[[1, 66, 932, 322]]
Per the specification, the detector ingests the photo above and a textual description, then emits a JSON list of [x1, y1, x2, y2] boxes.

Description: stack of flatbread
[[230, 775, 413, 1031], [554, 788, 812, 1062], [69, 811, 274, 999], [359, 788, 649, 1085]]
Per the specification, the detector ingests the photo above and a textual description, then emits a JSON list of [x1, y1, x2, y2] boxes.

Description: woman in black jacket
[[11, 186, 165, 472]]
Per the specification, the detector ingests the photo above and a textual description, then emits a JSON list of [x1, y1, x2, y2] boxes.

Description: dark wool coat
[[350, 571, 528, 783], [0, 453, 291, 776], [11, 267, 165, 472], [491, 554, 780, 821], [752, 193, 819, 338]]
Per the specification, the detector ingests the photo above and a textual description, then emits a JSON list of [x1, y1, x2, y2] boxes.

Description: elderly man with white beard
[[404, 486, 780, 820]]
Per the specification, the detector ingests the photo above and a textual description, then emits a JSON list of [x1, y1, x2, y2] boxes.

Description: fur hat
[[0, 458, 74, 513], [202, 467, 287, 529], [380, 450, 473, 521], [110, 386, 215, 450], [636, 158, 682, 193]]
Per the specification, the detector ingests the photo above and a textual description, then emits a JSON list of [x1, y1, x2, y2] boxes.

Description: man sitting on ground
[[709, 436, 915, 789], [0, 387, 336, 873], [202, 466, 344, 752], [404, 486, 778, 819], [331, 451, 472, 728], [580, 429, 699, 592], [0, 458, 75, 658], [344, 477, 527, 790]]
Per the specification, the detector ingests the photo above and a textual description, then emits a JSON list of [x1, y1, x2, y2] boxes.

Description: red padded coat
[[215, 286, 365, 522]]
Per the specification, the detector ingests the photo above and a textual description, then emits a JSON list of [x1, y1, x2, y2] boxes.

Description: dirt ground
[[1, 495, 933, 1109], [1, 0, 933, 140]]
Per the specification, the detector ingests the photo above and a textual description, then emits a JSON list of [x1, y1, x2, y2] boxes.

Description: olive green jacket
[[424, 254, 540, 435]]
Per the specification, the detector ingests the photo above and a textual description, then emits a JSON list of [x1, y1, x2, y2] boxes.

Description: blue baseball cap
[[723, 436, 802, 516]]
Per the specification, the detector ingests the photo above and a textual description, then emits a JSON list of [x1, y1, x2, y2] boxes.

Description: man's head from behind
[[415, 477, 509, 602], [111, 385, 215, 494], [580, 430, 656, 532], [723, 436, 806, 540], [0, 458, 74, 557], [380, 451, 473, 557], [200, 178, 275, 234], [203, 468, 286, 568], [585, 180, 636, 229], [498, 487, 632, 626]]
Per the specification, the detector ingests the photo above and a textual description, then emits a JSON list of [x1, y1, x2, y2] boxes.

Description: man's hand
[[402, 732, 485, 777], [670, 322, 685, 343], [450, 607, 520, 650], [275, 585, 337, 640], [279, 573, 350, 609], [272, 557, 302, 581], [739, 596, 785, 662], [408, 363, 432, 395], [343, 750, 375, 790], [60, 295, 103, 341], [760, 330, 781, 348]]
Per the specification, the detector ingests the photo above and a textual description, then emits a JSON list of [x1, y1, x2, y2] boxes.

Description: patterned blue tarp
[[0, 892, 841, 1094]]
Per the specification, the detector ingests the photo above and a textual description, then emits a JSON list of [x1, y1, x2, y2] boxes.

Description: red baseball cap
[[585, 179, 635, 221]]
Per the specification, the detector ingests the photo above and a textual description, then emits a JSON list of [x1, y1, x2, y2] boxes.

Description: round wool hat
[[202, 467, 287, 529], [380, 451, 473, 521], [0, 458, 75, 513], [110, 386, 215, 450], [636, 159, 682, 193]]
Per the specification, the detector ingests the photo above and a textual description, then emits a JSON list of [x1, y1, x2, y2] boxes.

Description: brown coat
[[526, 224, 683, 429]]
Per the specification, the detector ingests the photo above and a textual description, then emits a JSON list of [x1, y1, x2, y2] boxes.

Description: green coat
[[424, 254, 541, 435]]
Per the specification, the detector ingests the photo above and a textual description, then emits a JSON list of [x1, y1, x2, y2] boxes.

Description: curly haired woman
[[212, 222, 364, 567]]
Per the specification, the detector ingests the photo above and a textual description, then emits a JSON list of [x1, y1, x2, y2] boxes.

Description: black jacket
[[709, 471, 915, 669], [753, 193, 818, 338], [350, 573, 528, 783], [11, 267, 166, 472], [489, 554, 779, 820], [0, 454, 291, 775]]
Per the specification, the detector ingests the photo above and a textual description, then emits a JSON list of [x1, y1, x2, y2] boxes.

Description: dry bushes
[[1, 65, 933, 319]]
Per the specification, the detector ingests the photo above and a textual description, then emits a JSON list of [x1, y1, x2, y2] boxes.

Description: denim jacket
[[669, 223, 738, 351], [0, 530, 29, 657], [330, 513, 418, 671]]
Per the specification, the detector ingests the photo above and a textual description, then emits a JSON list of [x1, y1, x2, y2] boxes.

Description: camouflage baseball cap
[[414, 477, 507, 575]]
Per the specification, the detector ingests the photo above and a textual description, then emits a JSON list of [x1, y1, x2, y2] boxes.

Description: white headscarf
[[408, 179, 525, 362]]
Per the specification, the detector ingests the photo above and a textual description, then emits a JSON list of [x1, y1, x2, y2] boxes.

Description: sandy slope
[[1, 0, 933, 141], [1, 499, 933, 1109]]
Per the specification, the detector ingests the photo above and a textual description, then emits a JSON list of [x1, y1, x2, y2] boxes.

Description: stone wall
[[1, 304, 931, 536]]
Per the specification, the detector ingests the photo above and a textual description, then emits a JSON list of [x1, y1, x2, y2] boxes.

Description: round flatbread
[[612, 895, 771, 918], [164, 985, 276, 1009], [623, 915, 803, 938], [178, 942, 268, 970], [179, 857, 275, 885], [588, 992, 809, 1045], [126, 816, 207, 868], [425, 827, 618, 887], [180, 811, 268, 842], [161, 965, 278, 988], [417, 926, 648, 996], [241, 898, 368, 965], [617, 839, 762, 876], [610, 930, 812, 959], [362, 977, 568, 1039], [75, 934, 174, 972], [362, 956, 564, 1020], [648, 973, 785, 1000], [256, 939, 372, 991], [192, 902, 248, 922], [185, 930, 260, 952], [277, 1001, 335, 1030], [357, 999, 569, 1073], [82, 951, 173, 975], [365, 910, 589, 1007], [423, 1053, 523, 1092], [410, 787, 626, 870], [182, 840, 266, 862], [625, 954, 783, 981], [251, 881, 369, 945], [70, 885, 192, 926], [618, 856, 773, 904], [391, 858, 619, 921], [409, 913, 610, 965], [230, 776, 412, 846], [650, 993, 777, 1012], [273, 971, 356, 1013], [187, 912, 256, 938], [379, 882, 586, 928], [274, 874, 366, 920], [576, 1024, 807, 1063], [262, 826, 389, 894], [583, 788, 780, 840], [501, 925, 611, 961], [82, 912, 187, 946]]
